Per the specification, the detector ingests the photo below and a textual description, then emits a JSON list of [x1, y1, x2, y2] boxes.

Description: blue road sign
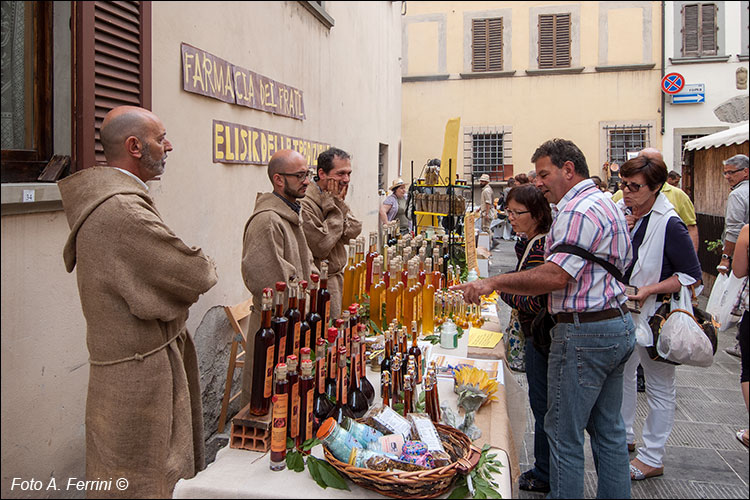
[[672, 93, 705, 104]]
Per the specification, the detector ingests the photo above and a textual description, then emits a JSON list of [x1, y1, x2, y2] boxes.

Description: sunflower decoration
[[453, 366, 499, 407]]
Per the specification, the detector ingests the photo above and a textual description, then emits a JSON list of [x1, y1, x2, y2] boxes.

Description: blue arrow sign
[[672, 93, 705, 104]]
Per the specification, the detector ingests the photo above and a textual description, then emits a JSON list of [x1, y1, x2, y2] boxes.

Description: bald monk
[[240, 149, 317, 408], [57, 106, 217, 497]]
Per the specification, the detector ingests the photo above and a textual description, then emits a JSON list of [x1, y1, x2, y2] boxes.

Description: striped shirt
[[545, 179, 632, 313]]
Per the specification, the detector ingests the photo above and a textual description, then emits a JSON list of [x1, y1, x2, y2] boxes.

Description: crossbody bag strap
[[549, 243, 626, 284], [517, 234, 546, 272]]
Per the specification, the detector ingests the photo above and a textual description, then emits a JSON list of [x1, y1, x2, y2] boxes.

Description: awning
[[683, 122, 749, 151]]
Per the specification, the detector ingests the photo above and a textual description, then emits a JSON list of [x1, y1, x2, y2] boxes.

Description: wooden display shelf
[[230, 403, 272, 452]]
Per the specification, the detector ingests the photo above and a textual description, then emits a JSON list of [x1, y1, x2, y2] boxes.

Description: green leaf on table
[[316, 459, 350, 490], [286, 449, 305, 472], [393, 402, 404, 415], [286, 437, 294, 450], [301, 437, 320, 451], [369, 319, 382, 335], [447, 479, 469, 499], [306, 456, 328, 489], [423, 334, 440, 345], [476, 484, 502, 498]]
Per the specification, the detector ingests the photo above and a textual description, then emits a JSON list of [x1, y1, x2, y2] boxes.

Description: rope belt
[[89, 330, 183, 366]]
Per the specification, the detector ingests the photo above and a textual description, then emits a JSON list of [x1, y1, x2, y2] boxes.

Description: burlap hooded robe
[[58, 167, 218, 498], [300, 184, 362, 320], [240, 192, 315, 408]]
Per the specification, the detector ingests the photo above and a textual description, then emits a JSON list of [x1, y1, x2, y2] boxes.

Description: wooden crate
[[230, 403, 272, 452]]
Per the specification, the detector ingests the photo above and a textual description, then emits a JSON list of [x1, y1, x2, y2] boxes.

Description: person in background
[[58, 106, 218, 497], [453, 138, 635, 498], [590, 175, 613, 199], [503, 176, 516, 201], [515, 172, 530, 185], [528, 170, 537, 183], [613, 149, 698, 251], [666, 170, 681, 187], [241, 149, 317, 407], [718, 154, 749, 359], [731, 224, 749, 447], [302, 147, 363, 320], [479, 173, 496, 232], [616, 155, 702, 481], [380, 177, 410, 235], [498, 185, 553, 493]]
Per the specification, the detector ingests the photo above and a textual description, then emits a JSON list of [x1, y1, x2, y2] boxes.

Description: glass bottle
[[342, 240, 357, 312], [271, 282, 288, 366], [327, 346, 355, 424], [324, 327, 339, 399], [408, 320, 423, 384], [381, 369, 391, 407], [366, 231, 379, 295], [250, 288, 276, 416], [354, 236, 366, 303], [318, 261, 331, 331], [298, 280, 312, 352], [341, 311, 351, 357], [284, 277, 302, 360], [403, 374, 413, 415], [428, 364, 441, 420], [298, 359, 315, 449], [370, 257, 385, 329], [316, 417, 362, 464], [347, 335, 369, 418], [380, 328, 392, 377], [313, 338, 333, 432], [306, 274, 323, 347], [391, 353, 402, 407], [386, 260, 400, 325], [286, 355, 300, 447], [270, 363, 289, 471], [357, 325, 375, 405]]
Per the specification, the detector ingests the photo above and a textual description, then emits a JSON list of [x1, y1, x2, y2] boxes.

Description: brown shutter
[[682, 4, 700, 56], [74, 1, 151, 171], [472, 17, 503, 72], [487, 18, 503, 71], [472, 19, 488, 71], [539, 14, 570, 69], [700, 3, 717, 55], [538, 15, 555, 68]]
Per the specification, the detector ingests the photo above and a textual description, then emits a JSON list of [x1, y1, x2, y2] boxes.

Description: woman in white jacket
[[617, 154, 702, 481]]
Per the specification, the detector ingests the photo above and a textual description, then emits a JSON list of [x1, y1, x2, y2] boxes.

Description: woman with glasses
[[617, 155, 702, 481], [497, 184, 553, 493]]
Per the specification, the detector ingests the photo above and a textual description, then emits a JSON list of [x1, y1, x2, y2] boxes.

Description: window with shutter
[[538, 14, 570, 69], [74, 1, 151, 172], [682, 3, 717, 56], [471, 18, 503, 72]]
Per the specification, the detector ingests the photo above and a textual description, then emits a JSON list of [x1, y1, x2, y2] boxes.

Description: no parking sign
[[661, 73, 685, 94]]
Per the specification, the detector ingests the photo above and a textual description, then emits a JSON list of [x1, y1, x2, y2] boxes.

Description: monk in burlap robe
[[59, 167, 217, 498], [301, 147, 362, 320], [240, 150, 316, 408]]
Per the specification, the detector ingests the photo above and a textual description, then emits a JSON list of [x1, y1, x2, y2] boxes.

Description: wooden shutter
[[538, 14, 570, 69], [74, 1, 151, 171], [472, 18, 503, 72], [700, 3, 717, 55], [682, 4, 700, 56]]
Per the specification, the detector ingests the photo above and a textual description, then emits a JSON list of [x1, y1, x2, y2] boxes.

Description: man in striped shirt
[[453, 138, 635, 498]]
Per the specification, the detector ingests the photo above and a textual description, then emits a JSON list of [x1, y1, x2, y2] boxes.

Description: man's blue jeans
[[544, 312, 635, 499], [525, 338, 550, 483]]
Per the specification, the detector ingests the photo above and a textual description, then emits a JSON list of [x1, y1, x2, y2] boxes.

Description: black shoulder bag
[[530, 244, 626, 356]]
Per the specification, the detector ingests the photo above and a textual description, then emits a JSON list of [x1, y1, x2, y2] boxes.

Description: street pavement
[[487, 237, 749, 499]]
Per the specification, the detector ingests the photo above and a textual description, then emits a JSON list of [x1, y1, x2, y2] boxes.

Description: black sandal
[[518, 469, 551, 493]]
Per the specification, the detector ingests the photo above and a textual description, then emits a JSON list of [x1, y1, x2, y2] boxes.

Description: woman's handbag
[[654, 286, 718, 367], [716, 272, 748, 331], [504, 309, 526, 372]]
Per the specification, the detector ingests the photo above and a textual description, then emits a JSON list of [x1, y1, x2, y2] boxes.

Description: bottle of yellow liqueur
[[342, 240, 357, 312]]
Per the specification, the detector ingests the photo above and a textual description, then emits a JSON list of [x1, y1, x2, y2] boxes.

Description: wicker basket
[[322, 422, 480, 499]]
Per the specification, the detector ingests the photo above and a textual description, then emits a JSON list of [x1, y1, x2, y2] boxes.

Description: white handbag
[[656, 286, 715, 367], [716, 272, 747, 332]]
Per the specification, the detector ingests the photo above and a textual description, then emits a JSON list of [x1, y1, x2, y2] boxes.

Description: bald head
[[638, 147, 664, 163], [100, 106, 158, 162], [268, 149, 306, 182]]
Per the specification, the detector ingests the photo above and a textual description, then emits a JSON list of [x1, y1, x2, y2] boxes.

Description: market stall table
[[174, 313, 524, 499]]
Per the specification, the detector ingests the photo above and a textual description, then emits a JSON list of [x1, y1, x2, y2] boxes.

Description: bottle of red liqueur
[[284, 277, 302, 360], [298, 280, 312, 352], [317, 261, 332, 330], [286, 355, 300, 448], [250, 288, 275, 416], [270, 363, 289, 471], [346, 335, 369, 418], [298, 359, 315, 449], [312, 337, 333, 432], [306, 274, 323, 348], [271, 282, 289, 366], [326, 346, 355, 424]]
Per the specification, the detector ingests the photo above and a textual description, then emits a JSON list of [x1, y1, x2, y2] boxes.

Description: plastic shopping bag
[[657, 287, 714, 367], [705, 273, 728, 318], [716, 272, 745, 332]]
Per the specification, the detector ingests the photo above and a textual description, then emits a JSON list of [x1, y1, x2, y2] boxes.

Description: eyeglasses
[[279, 170, 314, 181], [722, 168, 745, 176], [620, 181, 647, 193], [506, 209, 530, 218]]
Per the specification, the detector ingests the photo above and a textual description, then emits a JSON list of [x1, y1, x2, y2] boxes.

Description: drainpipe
[[661, 1, 665, 136]]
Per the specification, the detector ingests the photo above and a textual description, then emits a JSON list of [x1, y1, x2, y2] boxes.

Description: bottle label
[[317, 358, 325, 393], [315, 321, 322, 344], [294, 323, 301, 356], [290, 382, 299, 438], [264, 346, 274, 397], [277, 336, 286, 364], [304, 329, 311, 353], [324, 302, 330, 328], [271, 394, 288, 452], [305, 388, 314, 439]]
